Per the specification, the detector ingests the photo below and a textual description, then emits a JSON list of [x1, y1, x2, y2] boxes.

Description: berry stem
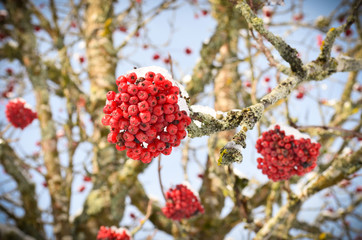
[[158, 156, 167, 202], [0, 124, 12, 137], [130, 199, 153, 236]]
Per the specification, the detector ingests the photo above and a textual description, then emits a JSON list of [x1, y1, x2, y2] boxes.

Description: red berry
[[147, 96, 157, 107], [97, 226, 131, 240], [145, 71, 155, 81], [106, 91, 116, 101], [145, 127, 157, 138], [140, 111, 151, 123], [116, 75, 127, 86], [255, 125, 321, 181], [127, 84, 138, 95], [169, 86, 180, 95], [160, 132, 170, 142], [102, 70, 190, 163], [119, 26, 127, 32], [156, 140, 166, 151], [128, 125, 139, 135], [125, 141, 136, 149], [345, 28, 353, 37], [165, 114, 175, 123], [128, 96, 138, 105], [162, 80, 172, 89], [296, 92, 304, 99], [167, 124, 178, 135], [101, 115, 112, 126], [34, 25, 41, 31], [157, 94, 166, 104], [176, 129, 187, 139], [79, 56, 85, 63], [127, 72, 137, 83], [166, 94, 178, 104], [107, 132, 118, 143], [6, 68, 13, 75], [152, 54, 160, 60], [83, 176, 92, 182], [293, 13, 304, 21], [154, 73, 165, 85], [139, 122, 150, 131], [123, 132, 135, 142], [5, 99, 37, 129], [163, 57, 170, 64], [118, 82, 128, 93], [137, 90, 148, 101], [263, 8, 273, 18], [162, 184, 204, 220], [78, 185, 86, 192], [147, 85, 159, 95], [120, 93, 130, 102], [153, 105, 163, 116], [128, 105, 139, 116], [149, 114, 158, 124], [162, 147, 172, 155], [136, 132, 148, 142], [138, 101, 149, 112], [130, 116, 141, 126], [185, 47, 192, 55]]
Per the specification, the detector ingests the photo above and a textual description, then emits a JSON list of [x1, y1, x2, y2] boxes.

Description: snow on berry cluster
[[162, 184, 204, 221], [97, 226, 131, 240], [255, 125, 321, 181], [5, 98, 37, 129], [101, 67, 191, 163]]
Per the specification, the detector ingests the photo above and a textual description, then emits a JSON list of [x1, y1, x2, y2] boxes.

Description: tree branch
[[0, 223, 37, 240], [302, 147, 362, 198], [236, 0, 306, 78], [0, 140, 45, 239]]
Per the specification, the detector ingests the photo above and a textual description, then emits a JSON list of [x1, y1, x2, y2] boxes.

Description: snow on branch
[[187, 1, 362, 166]]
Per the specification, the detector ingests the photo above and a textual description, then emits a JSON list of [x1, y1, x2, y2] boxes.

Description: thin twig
[[0, 124, 11, 137], [181, 139, 190, 183], [158, 156, 167, 201], [297, 125, 362, 139], [131, 200, 153, 235]]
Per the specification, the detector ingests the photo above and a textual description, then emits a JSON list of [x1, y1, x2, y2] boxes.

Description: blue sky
[[0, 0, 361, 239]]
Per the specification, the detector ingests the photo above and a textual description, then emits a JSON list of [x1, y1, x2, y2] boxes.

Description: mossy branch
[[301, 147, 362, 199], [0, 140, 45, 239], [188, 54, 362, 165], [236, 0, 306, 78]]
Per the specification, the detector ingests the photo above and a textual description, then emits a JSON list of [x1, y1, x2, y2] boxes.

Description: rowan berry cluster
[[255, 125, 321, 181], [101, 71, 191, 163], [97, 226, 131, 240], [5, 99, 37, 129], [162, 184, 204, 221]]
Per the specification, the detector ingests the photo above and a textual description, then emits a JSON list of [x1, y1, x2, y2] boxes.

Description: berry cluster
[[97, 226, 131, 240], [5, 99, 37, 129], [101, 71, 191, 163], [255, 125, 321, 181], [162, 184, 204, 221]]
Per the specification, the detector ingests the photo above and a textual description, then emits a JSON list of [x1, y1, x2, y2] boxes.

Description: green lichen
[[218, 146, 243, 165], [86, 188, 110, 216]]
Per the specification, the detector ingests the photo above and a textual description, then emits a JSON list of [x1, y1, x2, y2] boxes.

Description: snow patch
[[191, 105, 217, 118], [194, 120, 202, 128], [224, 141, 243, 152], [233, 168, 247, 179]]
